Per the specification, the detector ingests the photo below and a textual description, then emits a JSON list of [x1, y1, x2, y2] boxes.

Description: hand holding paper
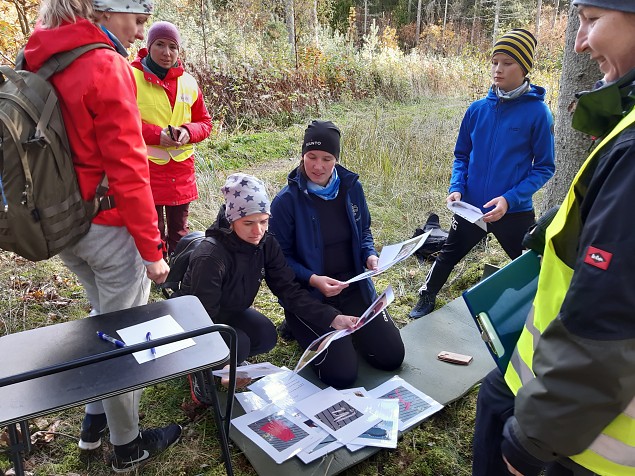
[[447, 200, 487, 231]]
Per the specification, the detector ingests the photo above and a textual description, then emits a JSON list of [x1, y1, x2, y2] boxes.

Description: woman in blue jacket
[[270, 120, 404, 389], [409, 29, 555, 318]]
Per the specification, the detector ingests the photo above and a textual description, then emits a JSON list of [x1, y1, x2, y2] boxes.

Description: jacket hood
[[486, 83, 546, 103], [287, 163, 359, 192], [205, 205, 268, 250], [572, 68, 635, 138], [131, 48, 185, 80], [23, 18, 114, 71]]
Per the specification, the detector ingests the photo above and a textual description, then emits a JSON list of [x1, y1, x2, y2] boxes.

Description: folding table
[[0, 295, 237, 476]]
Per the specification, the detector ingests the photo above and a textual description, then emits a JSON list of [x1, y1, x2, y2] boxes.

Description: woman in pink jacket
[[132, 21, 212, 256]]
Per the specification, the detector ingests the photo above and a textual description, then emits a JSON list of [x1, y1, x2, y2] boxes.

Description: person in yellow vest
[[473, 2, 635, 476], [132, 21, 212, 256]]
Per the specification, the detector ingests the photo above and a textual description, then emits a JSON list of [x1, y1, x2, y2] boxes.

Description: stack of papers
[[231, 372, 443, 464]]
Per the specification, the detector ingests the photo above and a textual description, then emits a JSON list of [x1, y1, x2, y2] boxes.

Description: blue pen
[[96, 331, 125, 348], [146, 331, 156, 358]]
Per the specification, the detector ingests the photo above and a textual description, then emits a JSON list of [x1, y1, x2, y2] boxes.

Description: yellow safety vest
[[133, 68, 197, 165], [505, 107, 635, 476]]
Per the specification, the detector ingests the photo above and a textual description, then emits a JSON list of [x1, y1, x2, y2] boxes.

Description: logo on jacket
[[351, 204, 359, 218], [583, 246, 612, 270]]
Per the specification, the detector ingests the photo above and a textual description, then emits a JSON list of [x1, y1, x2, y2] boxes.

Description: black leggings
[[422, 211, 535, 295], [285, 284, 405, 389], [217, 308, 277, 364]]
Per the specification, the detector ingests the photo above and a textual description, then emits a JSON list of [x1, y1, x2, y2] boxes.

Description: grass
[[0, 97, 525, 475]]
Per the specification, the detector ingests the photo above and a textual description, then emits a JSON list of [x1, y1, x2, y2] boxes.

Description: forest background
[[1, 0, 573, 475]]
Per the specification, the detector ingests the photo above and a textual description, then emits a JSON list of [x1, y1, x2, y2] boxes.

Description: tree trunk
[[492, 0, 501, 43], [200, 0, 208, 65], [552, 0, 560, 29], [311, 0, 320, 46], [442, 0, 448, 41], [415, 0, 422, 46], [408, 0, 412, 22], [535, 0, 542, 36], [364, 0, 368, 36], [542, 4, 602, 211], [470, 0, 480, 44], [283, 0, 296, 63]]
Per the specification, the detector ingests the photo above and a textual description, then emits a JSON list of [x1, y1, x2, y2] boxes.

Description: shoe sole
[[78, 437, 102, 451]]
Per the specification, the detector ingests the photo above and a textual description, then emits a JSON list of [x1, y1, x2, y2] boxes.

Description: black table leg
[[7, 421, 30, 476], [207, 374, 234, 476]]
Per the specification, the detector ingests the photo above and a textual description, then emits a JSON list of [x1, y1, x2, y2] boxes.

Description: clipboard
[[462, 250, 540, 372]]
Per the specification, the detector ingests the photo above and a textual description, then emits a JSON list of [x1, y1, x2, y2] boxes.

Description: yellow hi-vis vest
[[133, 68, 197, 165], [505, 107, 635, 476]]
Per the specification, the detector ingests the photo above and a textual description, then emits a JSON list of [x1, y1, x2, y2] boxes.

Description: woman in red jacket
[[132, 21, 212, 256], [23, 0, 178, 471]]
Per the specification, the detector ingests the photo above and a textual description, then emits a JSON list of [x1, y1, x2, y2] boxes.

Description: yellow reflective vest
[[133, 68, 198, 165], [505, 108, 635, 476]]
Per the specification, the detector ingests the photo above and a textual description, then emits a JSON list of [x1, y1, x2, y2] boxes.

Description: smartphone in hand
[[168, 125, 179, 141]]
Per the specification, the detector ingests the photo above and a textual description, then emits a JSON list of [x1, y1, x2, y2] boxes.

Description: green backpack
[[0, 43, 113, 261]]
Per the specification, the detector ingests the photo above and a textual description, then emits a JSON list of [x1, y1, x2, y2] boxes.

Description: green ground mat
[[228, 297, 495, 475]]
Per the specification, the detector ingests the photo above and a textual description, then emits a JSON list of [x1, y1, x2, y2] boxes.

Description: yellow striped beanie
[[492, 29, 537, 75]]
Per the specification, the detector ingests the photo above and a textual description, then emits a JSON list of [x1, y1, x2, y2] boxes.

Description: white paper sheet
[[296, 422, 343, 464], [231, 404, 322, 464], [447, 200, 487, 231], [368, 376, 444, 431], [294, 387, 381, 444], [116, 314, 195, 364], [213, 361, 283, 379], [235, 391, 269, 413], [344, 232, 431, 284], [247, 369, 321, 412], [346, 398, 399, 450]]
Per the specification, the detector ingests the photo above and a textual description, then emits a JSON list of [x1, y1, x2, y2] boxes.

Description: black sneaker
[[187, 370, 215, 406], [78, 413, 107, 450], [409, 291, 436, 319], [111, 424, 182, 473], [277, 319, 295, 341]]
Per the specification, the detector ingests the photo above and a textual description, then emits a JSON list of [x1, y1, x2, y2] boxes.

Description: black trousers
[[473, 369, 599, 476], [422, 211, 535, 295], [285, 283, 405, 389], [216, 307, 277, 364]]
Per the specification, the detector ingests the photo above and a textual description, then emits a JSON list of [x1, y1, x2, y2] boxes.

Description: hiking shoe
[[409, 291, 436, 319], [78, 413, 107, 450], [277, 319, 295, 341], [111, 424, 182, 473], [188, 370, 215, 406]]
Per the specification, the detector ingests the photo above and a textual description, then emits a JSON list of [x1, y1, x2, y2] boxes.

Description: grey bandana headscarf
[[93, 0, 152, 14]]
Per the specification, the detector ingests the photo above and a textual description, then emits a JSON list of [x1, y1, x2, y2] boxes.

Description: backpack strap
[[37, 43, 114, 80]]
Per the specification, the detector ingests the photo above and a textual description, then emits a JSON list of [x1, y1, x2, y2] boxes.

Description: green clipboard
[[462, 250, 540, 372]]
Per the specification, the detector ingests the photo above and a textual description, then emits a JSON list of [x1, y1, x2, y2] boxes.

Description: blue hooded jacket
[[450, 84, 555, 213], [269, 164, 378, 305]]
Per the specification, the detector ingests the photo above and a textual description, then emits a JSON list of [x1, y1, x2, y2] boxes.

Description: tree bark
[[542, 4, 602, 211]]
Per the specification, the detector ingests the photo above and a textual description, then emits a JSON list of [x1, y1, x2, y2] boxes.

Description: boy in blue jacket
[[410, 28, 555, 318]]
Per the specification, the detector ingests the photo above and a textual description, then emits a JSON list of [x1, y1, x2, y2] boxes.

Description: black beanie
[[302, 120, 341, 160]]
